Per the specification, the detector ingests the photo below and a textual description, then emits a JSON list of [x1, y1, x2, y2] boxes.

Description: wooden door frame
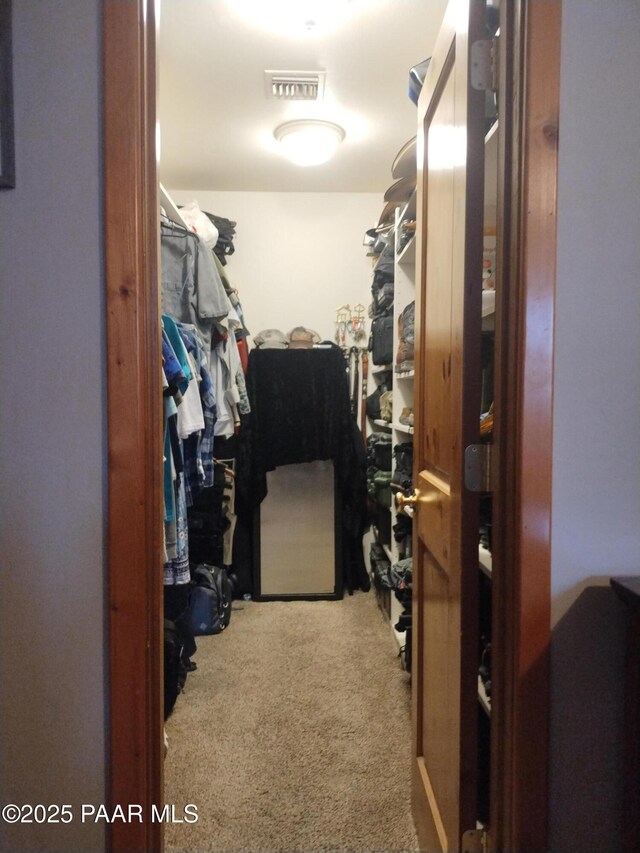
[[102, 1, 561, 851], [491, 1, 561, 851], [104, 2, 164, 852]]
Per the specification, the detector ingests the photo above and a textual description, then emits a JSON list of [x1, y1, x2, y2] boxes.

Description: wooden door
[[411, 0, 486, 849]]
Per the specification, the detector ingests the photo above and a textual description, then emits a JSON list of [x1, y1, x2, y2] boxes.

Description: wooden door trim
[[103, 2, 164, 851], [492, 1, 561, 850]]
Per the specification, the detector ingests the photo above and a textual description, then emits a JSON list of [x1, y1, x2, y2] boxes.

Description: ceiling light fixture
[[274, 120, 346, 167], [229, 0, 355, 35]]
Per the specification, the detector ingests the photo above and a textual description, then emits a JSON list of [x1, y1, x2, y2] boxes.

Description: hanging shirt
[[212, 306, 250, 437], [161, 227, 233, 354], [162, 330, 188, 399], [178, 324, 217, 505], [177, 349, 205, 439], [162, 315, 192, 384]]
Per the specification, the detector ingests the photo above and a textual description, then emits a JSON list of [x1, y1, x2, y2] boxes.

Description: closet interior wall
[[168, 190, 381, 344]]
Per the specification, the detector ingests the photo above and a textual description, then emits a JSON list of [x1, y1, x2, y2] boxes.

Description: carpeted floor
[[164, 591, 417, 853]]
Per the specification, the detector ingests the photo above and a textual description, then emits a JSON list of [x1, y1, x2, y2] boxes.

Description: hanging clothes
[[161, 223, 232, 354], [177, 323, 218, 507], [211, 307, 250, 438], [161, 320, 193, 586], [160, 209, 252, 589]]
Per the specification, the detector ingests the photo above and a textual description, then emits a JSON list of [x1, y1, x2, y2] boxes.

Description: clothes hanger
[[160, 213, 190, 235]]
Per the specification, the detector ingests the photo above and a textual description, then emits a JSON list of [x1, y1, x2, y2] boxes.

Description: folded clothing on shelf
[[389, 557, 412, 604], [366, 432, 393, 470], [391, 442, 413, 492]]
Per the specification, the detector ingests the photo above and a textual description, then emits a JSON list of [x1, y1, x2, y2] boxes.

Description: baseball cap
[[287, 326, 321, 349], [253, 329, 288, 349]]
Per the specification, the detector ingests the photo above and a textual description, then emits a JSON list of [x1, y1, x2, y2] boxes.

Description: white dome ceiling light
[[274, 120, 346, 167], [228, 0, 361, 36]]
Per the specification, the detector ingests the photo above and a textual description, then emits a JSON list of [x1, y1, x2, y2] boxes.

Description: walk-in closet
[[150, 1, 538, 851], [156, 4, 442, 851], [8, 1, 640, 852]]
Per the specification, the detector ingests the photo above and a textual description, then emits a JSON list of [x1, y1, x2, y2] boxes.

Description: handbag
[[369, 313, 393, 366]]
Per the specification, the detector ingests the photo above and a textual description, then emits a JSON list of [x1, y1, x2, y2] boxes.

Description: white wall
[[0, 3, 106, 852], [169, 190, 381, 343], [550, 2, 640, 850]]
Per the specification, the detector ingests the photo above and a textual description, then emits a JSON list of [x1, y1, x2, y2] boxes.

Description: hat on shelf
[[287, 326, 321, 349], [253, 329, 288, 349], [384, 175, 415, 204], [392, 137, 417, 181]]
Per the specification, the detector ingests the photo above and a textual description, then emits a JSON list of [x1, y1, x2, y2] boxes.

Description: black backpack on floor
[[188, 563, 233, 636], [164, 618, 187, 720]]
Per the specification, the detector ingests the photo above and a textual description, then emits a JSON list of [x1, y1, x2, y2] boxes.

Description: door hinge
[[464, 443, 492, 493], [462, 827, 489, 853], [470, 36, 499, 92]]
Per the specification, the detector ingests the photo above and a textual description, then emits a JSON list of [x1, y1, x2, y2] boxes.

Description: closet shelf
[[371, 363, 393, 375], [396, 368, 415, 379], [393, 422, 414, 435], [373, 419, 393, 430], [397, 236, 416, 266], [478, 676, 491, 716], [479, 544, 493, 578]]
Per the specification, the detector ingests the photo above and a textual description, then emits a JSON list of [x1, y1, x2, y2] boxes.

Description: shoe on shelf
[[399, 407, 414, 427]]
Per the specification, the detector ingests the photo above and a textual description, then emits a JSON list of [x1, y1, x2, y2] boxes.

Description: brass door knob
[[395, 489, 419, 511]]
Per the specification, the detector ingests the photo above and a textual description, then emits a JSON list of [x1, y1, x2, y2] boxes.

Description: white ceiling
[[158, 0, 448, 193]]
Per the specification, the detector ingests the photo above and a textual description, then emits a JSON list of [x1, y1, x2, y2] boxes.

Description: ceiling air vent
[[264, 70, 326, 101]]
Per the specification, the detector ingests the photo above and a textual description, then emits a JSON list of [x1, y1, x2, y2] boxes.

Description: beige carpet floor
[[164, 591, 417, 853]]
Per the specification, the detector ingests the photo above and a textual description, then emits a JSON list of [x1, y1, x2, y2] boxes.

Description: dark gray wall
[[551, 1, 640, 850], [0, 2, 106, 851]]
